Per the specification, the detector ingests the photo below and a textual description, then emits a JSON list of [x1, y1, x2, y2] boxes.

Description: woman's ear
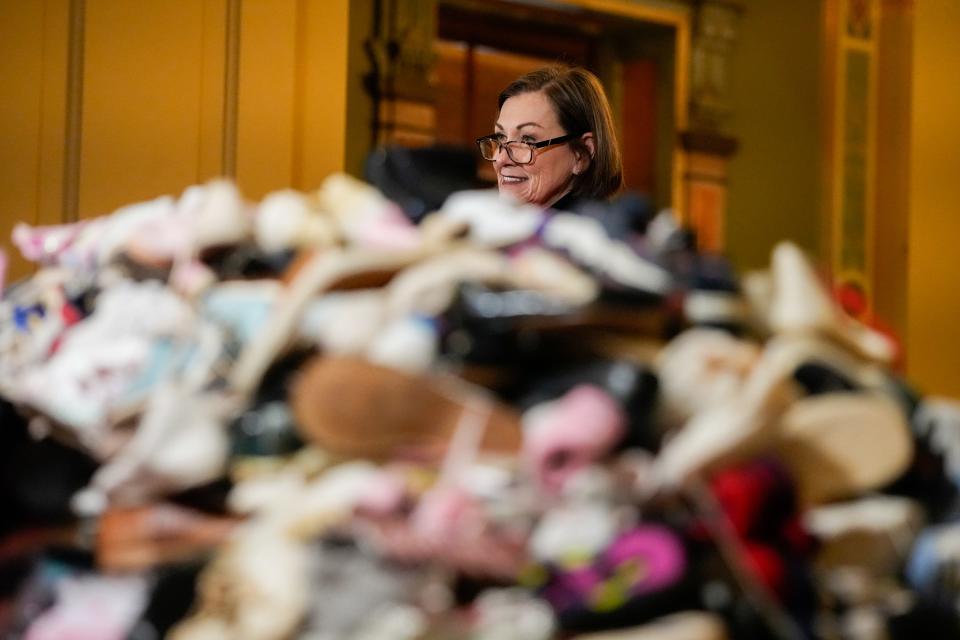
[[574, 132, 595, 175]]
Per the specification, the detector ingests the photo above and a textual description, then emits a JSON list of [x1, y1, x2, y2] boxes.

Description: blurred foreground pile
[[2, 175, 960, 640]]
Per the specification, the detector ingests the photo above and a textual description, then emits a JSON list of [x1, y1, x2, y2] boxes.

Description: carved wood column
[[682, 131, 737, 253], [681, 0, 742, 253], [367, 0, 437, 147]]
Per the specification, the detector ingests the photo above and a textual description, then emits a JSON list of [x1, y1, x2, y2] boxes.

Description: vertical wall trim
[[63, 0, 84, 223], [463, 44, 475, 141], [291, 0, 307, 189], [222, 0, 241, 177]]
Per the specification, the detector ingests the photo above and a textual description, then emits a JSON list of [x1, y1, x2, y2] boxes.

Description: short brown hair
[[498, 65, 623, 201]]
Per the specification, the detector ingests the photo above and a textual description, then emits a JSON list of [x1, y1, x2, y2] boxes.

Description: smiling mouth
[[500, 175, 527, 184]]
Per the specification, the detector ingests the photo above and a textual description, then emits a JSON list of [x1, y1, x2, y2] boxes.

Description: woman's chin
[[498, 182, 532, 204]]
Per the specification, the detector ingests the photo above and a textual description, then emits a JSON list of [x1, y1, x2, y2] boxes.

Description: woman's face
[[493, 91, 590, 207]]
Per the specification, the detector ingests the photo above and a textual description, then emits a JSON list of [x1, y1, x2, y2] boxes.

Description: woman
[[476, 65, 623, 209]]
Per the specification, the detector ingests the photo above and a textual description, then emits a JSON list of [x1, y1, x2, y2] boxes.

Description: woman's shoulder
[[551, 192, 606, 212]]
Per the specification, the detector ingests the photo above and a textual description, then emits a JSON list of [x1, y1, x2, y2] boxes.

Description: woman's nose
[[493, 145, 514, 168]]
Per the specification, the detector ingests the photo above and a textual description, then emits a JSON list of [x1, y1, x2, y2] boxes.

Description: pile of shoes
[[1, 174, 960, 639]]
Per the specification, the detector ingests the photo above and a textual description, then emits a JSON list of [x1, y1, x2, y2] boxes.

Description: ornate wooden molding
[[680, 130, 738, 157], [367, 0, 438, 145], [688, 0, 743, 134]]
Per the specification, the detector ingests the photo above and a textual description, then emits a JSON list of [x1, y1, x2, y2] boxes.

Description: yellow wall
[[0, 0, 351, 282], [905, 1, 960, 397], [298, 0, 350, 190], [234, 0, 350, 197], [79, 0, 227, 217], [725, 0, 822, 270], [0, 0, 69, 280], [235, 0, 299, 198]]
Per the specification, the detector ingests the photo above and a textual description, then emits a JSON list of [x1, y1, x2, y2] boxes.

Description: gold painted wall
[[232, 0, 350, 197], [905, 0, 960, 397], [0, 0, 69, 280], [725, 0, 822, 271], [873, 0, 911, 351], [299, 0, 350, 190], [0, 0, 352, 282], [79, 0, 227, 217]]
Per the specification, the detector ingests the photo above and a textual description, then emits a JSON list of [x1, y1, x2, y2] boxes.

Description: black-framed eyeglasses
[[475, 133, 579, 165]]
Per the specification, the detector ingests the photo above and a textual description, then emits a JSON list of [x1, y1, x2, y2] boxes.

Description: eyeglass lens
[[479, 138, 533, 164]]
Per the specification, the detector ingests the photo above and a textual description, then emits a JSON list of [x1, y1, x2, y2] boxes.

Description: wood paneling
[[872, 0, 911, 352], [434, 41, 469, 144], [295, 0, 349, 191], [79, 0, 227, 217], [235, 0, 297, 199], [0, 0, 352, 284], [621, 59, 657, 195], [0, 0, 70, 281], [0, 1, 44, 230], [234, 0, 351, 197]]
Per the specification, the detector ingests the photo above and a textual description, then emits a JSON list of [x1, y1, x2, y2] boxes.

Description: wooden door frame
[[552, 0, 692, 217]]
